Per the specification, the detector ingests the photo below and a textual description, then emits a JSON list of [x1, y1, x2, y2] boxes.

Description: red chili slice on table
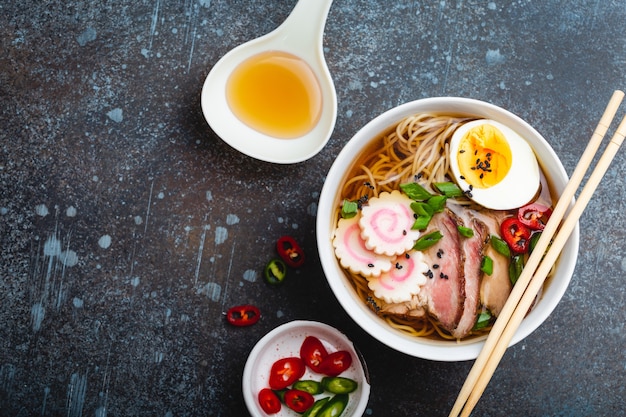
[[268, 357, 306, 390], [225, 304, 260, 327], [500, 217, 531, 254], [258, 388, 281, 414], [318, 350, 353, 377], [300, 335, 329, 373], [276, 236, 305, 268], [518, 203, 553, 230], [284, 389, 315, 413]]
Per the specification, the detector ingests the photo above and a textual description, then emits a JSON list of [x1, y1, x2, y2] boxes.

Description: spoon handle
[[277, 0, 334, 51]]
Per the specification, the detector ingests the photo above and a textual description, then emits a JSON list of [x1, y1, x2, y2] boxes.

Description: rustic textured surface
[[1, 1, 625, 416]]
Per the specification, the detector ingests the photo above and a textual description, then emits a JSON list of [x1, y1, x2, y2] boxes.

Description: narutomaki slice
[[367, 250, 429, 303], [359, 191, 421, 256], [333, 215, 394, 277]]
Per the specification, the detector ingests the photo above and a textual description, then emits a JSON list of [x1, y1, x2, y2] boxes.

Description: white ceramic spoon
[[200, 0, 336, 164]]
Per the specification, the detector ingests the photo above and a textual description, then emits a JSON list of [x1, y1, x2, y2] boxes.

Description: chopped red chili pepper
[[284, 389, 315, 413], [225, 304, 260, 327], [276, 236, 305, 268], [268, 357, 306, 390], [500, 217, 531, 254], [257, 388, 281, 414], [518, 203, 553, 230]]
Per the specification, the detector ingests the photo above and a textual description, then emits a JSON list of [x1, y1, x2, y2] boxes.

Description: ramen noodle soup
[[331, 113, 556, 341]]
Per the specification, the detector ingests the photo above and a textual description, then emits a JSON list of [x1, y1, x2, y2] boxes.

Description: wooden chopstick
[[449, 90, 626, 417]]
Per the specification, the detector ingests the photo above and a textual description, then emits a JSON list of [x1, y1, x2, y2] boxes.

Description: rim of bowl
[[316, 97, 580, 361], [242, 320, 371, 416]]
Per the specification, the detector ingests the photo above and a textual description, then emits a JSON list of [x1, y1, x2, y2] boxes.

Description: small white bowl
[[243, 320, 370, 416], [316, 97, 580, 361]]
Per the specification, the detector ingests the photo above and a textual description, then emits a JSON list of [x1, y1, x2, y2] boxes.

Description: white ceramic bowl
[[316, 97, 579, 362], [243, 320, 370, 416]]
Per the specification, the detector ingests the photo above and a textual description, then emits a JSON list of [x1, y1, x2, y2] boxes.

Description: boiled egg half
[[449, 119, 540, 210]]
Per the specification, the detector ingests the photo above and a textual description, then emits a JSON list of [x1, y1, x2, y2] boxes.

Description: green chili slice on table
[[264, 258, 287, 285]]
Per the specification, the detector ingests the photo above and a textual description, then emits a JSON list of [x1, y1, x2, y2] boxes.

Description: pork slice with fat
[[417, 209, 465, 333], [449, 212, 490, 339]]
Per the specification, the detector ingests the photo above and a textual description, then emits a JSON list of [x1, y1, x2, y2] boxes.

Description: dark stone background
[[1, 1, 624, 416]]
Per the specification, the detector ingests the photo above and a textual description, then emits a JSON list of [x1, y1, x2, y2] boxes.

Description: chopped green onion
[[480, 255, 493, 275], [341, 199, 358, 219], [509, 255, 524, 285], [426, 195, 447, 213], [457, 225, 474, 238], [413, 230, 443, 251], [412, 215, 431, 231], [410, 202, 433, 230], [529, 231, 542, 253], [473, 311, 492, 330], [490, 235, 511, 258], [400, 182, 432, 201], [433, 181, 464, 198], [410, 201, 434, 217]]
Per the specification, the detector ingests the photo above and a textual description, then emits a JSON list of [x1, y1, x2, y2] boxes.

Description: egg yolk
[[457, 123, 512, 189]]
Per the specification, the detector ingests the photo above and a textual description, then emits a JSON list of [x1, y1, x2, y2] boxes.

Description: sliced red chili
[[300, 335, 329, 373], [257, 388, 281, 414], [284, 389, 315, 413], [268, 357, 306, 390], [276, 236, 305, 268], [500, 217, 531, 254], [518, 203, 553, 230], [225, 304, 260, 327], [318, 350, 353, 377]]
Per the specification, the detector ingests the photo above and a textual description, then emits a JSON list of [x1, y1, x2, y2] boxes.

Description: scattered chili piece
[[225, 304, 260, 327], [500, 217, 531, 254], [276, 235, 306, 268], [264, 258, 288, 285], [518, 203, 553, 230]]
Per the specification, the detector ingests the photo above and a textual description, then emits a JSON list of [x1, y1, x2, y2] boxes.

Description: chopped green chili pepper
[[264, 258, 287, 285], [292, 380, 323, 395], [480, 255, 493, 275], [457, 225, 474, 238], [509, 254, 524, 285], [413, 230, 443, 251], [473, 310, 492, 330], [303, 397, 330, 417], [433, 181, 464, 198], [317, 394, 349, 417], [490, 235, 511, 258], [321, 376, 358, 394], [400, 182, 432, 200], [341, 199, 358, 219]]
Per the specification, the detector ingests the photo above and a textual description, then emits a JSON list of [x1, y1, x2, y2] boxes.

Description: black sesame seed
[[402, 230, 407, 236], [368, 263, 374, 268], [433, 264, 439, 269], [395, 263, 402, 269], [405, 253, 410, 259]]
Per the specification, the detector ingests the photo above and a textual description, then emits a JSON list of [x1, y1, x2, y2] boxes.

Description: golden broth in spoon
[[226, 51, 323, 139]]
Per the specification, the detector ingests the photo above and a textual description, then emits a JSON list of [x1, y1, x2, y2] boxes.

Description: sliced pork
[[417, 209, 465, 332], [450, 213, 490, 338]]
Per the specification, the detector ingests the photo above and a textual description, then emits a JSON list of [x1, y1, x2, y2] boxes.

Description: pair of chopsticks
[[449, 90, 626, 417]]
